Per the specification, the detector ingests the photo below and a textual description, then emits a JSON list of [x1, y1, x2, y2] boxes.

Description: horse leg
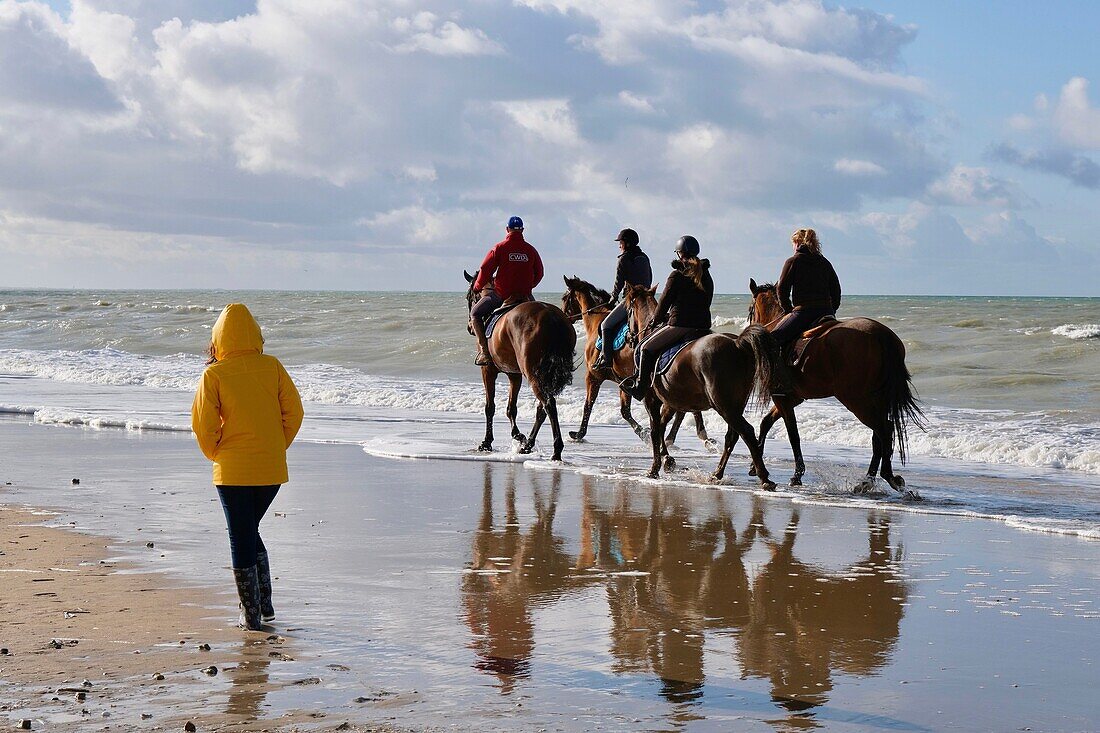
[[659, 404, 677, 472], [665, 411, 685, 445], [569, 373, 601, 442], [694, 411, 719, 452], [478, 367, 497, 452], [734, 414, 776, 491], [620, 391, 650, 442], [711, 420, 737, 482], [876, 420, 917, 498], [505, 373, 524, 442], [775, 398, 806, 487], [545, 396, 565, 462], [521, 402, 547, 454], [644, 396, 665, 479], [749, 405, 782, 477]]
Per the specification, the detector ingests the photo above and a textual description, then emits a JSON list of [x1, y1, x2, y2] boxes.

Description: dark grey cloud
[[989, 143, 1100, 189]]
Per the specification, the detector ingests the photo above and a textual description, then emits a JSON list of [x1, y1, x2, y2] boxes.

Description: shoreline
[[2, 416, 1100, 731]]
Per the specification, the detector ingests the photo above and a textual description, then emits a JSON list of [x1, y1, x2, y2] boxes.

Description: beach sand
[[2, 415, 1099, 732]]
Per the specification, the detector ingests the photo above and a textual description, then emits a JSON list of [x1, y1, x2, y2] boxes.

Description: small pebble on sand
[[71, 478, 80, 485], [153, 673, 165, 681], [201, 665, 218, 676], [197, 643, 211, 651], [184, 722, 197, 732]]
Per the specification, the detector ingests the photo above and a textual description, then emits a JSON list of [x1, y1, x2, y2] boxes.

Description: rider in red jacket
[[470, 216, 544, 365]]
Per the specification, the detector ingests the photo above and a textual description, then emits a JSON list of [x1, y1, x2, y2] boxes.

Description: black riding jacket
[[777, 246, 841, 313], [612, 246, 653, 301], [654, 259, 713, 329]]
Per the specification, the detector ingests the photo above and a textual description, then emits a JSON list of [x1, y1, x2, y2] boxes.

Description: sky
[[0, 0, 1097, 295]]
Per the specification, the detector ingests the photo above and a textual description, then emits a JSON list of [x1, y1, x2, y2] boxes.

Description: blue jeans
[[217, 485, 280, 569], [771, 308, 833, 347]]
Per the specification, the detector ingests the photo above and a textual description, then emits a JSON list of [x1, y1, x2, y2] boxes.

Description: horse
[[747, 279, 925, 496], [622, 284, 778, 488], [464, 270, 577, 461], [561, 276, 717, 449]]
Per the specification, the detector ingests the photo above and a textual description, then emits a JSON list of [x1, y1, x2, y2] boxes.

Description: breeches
[[639, 325, 707, 357], [600, 302, 629, 346], [217, 485, 280, 568], [771, 308, 833, 347], [471, 292, 503, 322]]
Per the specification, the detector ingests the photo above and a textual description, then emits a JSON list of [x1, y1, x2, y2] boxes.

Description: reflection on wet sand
[[462, 465, 909, 726], [225, 638, 273, 721]]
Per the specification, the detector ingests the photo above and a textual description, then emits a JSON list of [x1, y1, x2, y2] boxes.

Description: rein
[[566, 299, 612, 323]]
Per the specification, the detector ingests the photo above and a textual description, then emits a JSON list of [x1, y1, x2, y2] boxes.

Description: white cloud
[[495, 99, 580, 146], [1052, 77, 1100, 150], [926, 165, 1025, 208], [834, 158, 885, 176], [617, 90, 656, 114]]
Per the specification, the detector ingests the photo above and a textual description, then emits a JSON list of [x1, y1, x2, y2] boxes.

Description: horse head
[[561, 276, 611, 321], [623, 283, 659, 340], [748, 278, 782, 325]]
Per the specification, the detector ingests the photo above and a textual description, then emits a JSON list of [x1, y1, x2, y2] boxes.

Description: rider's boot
[[471, 317, 493, 367], [770, 344, 796, 397], [592, 349, 611, 372], [619, 351, 655, 401]]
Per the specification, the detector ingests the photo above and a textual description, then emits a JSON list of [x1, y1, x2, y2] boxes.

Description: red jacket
[[473, 231, 544, 300]]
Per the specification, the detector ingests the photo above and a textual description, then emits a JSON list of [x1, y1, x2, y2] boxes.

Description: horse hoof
[[518, 444, 534, 455], [854, 479, 875, 495], [748, 465, 758, 477], [789, 476, 803, 487], [477, 443, 492, 453], [568, 431, 585, 443], [709, 472, 723, 484], [512, 431, 525, 442], [663, 457, 676, 471], [552, 454, 563, 463], [761, 480, 777, 492], [639, 429, 652, 442], [646, 470, 660, 479], [903, 489, 922, 502], [893, 475, 906, 488], [704, 439, 719, 453]]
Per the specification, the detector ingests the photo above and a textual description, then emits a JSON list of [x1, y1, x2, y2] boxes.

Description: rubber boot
[[471, 317, 493, 367], [256, 550, 275, 623], [233, 565, 264, 631], [620, 351, 656, 401], [771, 344, 796, 397]]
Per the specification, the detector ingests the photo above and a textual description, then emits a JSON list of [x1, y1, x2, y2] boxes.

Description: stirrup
[[474, 351, 493, 367]]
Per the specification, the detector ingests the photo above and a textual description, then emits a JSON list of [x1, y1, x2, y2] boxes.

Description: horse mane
[[748, 281, 778, 320], [570, 278, 612, 306]]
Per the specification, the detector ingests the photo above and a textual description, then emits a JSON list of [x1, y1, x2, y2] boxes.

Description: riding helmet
[[675, 235, 700, 257], [615, 228, 639, 247]]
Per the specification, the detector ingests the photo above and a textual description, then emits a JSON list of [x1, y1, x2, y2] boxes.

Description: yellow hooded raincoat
[[191, 304, 305, 486]]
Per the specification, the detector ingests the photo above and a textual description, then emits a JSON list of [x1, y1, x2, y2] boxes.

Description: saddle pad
[[484, 301, 523, 340], [594, 322, 629, 353], [634, 334, 705, 376]]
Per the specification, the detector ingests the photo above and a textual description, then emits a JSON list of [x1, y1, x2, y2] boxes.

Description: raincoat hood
[[211, 303, 264, 361]]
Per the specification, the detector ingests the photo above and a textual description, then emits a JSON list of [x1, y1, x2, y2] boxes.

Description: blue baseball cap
[[507, 216, 524, 229]]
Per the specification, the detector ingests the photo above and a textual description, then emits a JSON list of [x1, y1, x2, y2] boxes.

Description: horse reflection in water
[[461, 465, 909, 727], [461, 464, 599, 693]]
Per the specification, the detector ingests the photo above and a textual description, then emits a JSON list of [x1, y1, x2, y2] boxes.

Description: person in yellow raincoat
[[192, 303, 304, 630]]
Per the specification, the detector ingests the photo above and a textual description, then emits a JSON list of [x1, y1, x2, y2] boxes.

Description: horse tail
[[535, 315, 576, 399], [877, 328, 926, 464], [736, 324, 777, 411]]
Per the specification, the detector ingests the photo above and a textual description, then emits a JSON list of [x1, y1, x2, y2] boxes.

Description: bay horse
[[465, 270, 577, 461], [747, 279, 925, 496], [561, 276, 716, 449], [622, 284, 778, 488]]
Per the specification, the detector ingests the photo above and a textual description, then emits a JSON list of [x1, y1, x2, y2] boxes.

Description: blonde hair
[[791, 228, 821, 255], [680, 255, 707, 291]]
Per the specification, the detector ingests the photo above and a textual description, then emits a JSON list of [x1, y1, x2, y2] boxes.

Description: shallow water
[[4, 420, 1099, 731]]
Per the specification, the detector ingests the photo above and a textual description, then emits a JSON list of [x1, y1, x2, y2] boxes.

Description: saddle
[[788, 315, 841, 367], [483, 300, 526, 340], [594, 322, 630, 353]]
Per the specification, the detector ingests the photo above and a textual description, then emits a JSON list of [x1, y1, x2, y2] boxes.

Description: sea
[[1, 289, 1098, 538]]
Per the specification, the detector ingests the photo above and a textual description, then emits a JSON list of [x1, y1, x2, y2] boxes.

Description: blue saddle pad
[[594, 322, 629, 353], [636, 334, 705, 376], [485, 311, 504, 340]]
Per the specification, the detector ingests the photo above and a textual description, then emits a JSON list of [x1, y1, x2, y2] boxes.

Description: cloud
[[989, 144, 1100, 189], [834, 158, 886, 176], [925, 165, 1027, 207], [1052, 77, 1100, 150]]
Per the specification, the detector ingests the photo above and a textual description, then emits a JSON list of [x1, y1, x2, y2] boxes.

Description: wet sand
[[2, 416, 1100, 731]]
